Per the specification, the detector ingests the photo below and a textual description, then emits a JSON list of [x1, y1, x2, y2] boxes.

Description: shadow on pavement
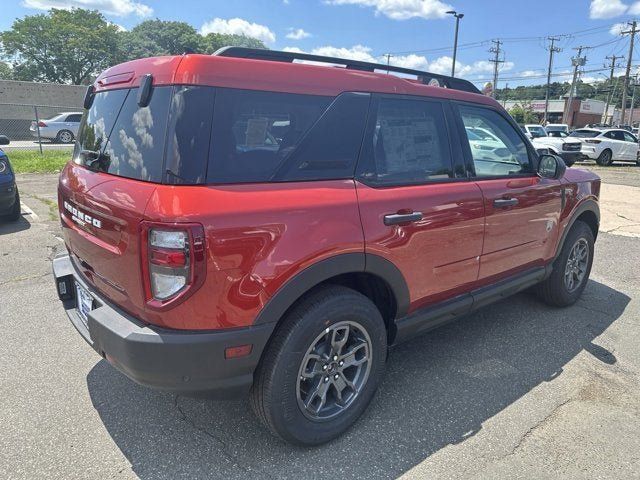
[[0, 214, 31, 236], [86, 279, 629, 479]]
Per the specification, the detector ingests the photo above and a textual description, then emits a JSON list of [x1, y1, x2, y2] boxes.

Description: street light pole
[[447, 11, 464, 77]]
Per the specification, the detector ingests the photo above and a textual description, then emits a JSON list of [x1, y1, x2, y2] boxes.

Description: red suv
[[53, 47, 600, 446]]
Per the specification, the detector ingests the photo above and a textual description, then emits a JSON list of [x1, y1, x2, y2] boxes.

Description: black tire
[[55, 129, 74, 144], [536, 220, 594, 307], [596, 149, 613, 166], [2, 189, 20, 222], [250, 285, 386, 446]]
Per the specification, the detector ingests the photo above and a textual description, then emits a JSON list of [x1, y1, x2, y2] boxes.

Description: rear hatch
[[59, 78, 175, 319]]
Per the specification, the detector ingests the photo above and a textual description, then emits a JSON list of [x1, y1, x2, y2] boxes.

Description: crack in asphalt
[[0, 271, 52, 286], [505, 397, 573, 458], [173, 395, 275, 479]]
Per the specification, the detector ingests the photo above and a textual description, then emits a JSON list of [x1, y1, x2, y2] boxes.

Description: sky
[[4, 0, 640, 88]]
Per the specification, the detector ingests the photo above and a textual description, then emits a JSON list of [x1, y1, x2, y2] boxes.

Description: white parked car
[[521, 124, 582, 166], [30, 112, 83, 144], [569, 128, 640, 166]]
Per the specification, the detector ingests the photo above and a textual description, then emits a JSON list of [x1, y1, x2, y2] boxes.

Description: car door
[[355, 95, 485, 311], [454, 103, 563, 282], [64, 113, 83, 135], [622, 130, 639, 160], [602, 130, 626, 159]]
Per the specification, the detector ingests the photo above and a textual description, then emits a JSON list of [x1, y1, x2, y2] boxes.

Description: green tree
[[0, 8, 120, 85], [200, 33, 266, 54], [118, 20, 203, 61], [508, 102, 538, 124], [0, 61, 12, 80]]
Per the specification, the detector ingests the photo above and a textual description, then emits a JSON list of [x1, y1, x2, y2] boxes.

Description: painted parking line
[[20, 202, 40, 222]]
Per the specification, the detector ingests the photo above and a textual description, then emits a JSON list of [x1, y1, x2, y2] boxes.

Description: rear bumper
[[52, 252, 275, 398]]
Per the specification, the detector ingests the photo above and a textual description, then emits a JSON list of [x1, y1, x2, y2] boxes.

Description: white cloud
[[325, 0, 453, 20], [286, 28, 311, 40], [589, 0, 627, 19], [199, 18, 276, 44], [610, 22, 627, 35], [282, 45, 513, 79], [22, 0, 152, 17], [628, 1, 640, 14]]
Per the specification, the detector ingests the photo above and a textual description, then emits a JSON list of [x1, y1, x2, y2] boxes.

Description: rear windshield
[[569, 130, 600, 138], [74, 85, 369, 184]]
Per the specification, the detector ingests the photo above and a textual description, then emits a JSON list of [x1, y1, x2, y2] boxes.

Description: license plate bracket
[[75, 281, 93, 327]]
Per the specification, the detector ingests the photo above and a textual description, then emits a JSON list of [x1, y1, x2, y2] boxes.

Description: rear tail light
[[141, 222, 206, 309], [584, 139, 601, 144], [37, 121, 47, 128]]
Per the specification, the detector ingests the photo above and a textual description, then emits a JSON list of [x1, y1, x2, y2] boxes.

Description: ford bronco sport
[[53, 47, 600, 446]]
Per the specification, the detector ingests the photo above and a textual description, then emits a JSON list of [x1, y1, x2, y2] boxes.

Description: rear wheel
[[56, 130, 74, 144], [536, 220, 594, 307], [596, 149, 613, 166], [250, 285, 386, 446]]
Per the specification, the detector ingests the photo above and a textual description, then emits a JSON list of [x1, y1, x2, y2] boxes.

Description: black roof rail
[[213, 46, 481, 95]]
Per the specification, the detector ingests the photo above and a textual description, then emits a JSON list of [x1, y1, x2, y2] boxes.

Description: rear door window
[[65, 114, 82, 122], [207, 88, 331, 183], [358, 96, 454, 186]]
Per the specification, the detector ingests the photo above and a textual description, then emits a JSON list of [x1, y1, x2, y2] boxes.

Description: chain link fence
[[0, 103, 82, 153]]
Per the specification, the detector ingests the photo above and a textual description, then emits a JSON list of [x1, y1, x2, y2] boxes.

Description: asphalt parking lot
[[1, 162, 639, 479]]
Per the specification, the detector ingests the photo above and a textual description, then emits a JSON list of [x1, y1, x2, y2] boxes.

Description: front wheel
[[250, 285, 386, 446], [535, 221, 594, 307]]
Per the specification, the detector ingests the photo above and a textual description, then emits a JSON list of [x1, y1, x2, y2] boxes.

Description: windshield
[[528, 126, 547, 137], [569, 130, 600, 138]]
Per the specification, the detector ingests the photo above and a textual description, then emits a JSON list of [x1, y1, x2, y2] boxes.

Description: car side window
[[623, 131, 637, 143], [358, 97, 454, 186], [605, 131, 624, 141], [65, 114, 82, 122], [459, 105, 533, 177]]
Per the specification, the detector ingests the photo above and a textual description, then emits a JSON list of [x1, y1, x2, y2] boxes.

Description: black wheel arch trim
[[554, 198, 599, 263], [252, 252, 410, 325]]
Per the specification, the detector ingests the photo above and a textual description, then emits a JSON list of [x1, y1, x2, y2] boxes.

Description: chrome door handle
[[493, 198, 519, 208], [383, 212, 423, 225]]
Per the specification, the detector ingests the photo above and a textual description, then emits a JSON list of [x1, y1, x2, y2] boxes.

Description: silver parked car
[[30, 112, 83, 144]]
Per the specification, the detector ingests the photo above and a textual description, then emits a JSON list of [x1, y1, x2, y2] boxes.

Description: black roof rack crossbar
[[213, 46, 481, 95]]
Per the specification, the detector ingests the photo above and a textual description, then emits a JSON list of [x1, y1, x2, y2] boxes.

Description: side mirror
[[538, 154, 566, 179], [0, 135, 9, 145]]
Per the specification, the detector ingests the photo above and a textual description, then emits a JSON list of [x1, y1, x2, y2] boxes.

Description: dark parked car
[[0, 136, 20, 222]]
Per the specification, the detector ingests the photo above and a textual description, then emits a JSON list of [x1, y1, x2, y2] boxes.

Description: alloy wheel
[[296, 321, 372, 421], [564, 238, 589, 293]]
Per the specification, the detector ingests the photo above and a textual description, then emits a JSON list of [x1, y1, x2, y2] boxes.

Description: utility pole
[[384, 53, 392, 74], [544, 36, 562, 125], [446, 10, 464, 77], [489, 39, 504, 99], [629, 73, 638, 124], [603, 55, 624, 124], [620, 20, 637, 125], [563, 46, 588, 126]]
